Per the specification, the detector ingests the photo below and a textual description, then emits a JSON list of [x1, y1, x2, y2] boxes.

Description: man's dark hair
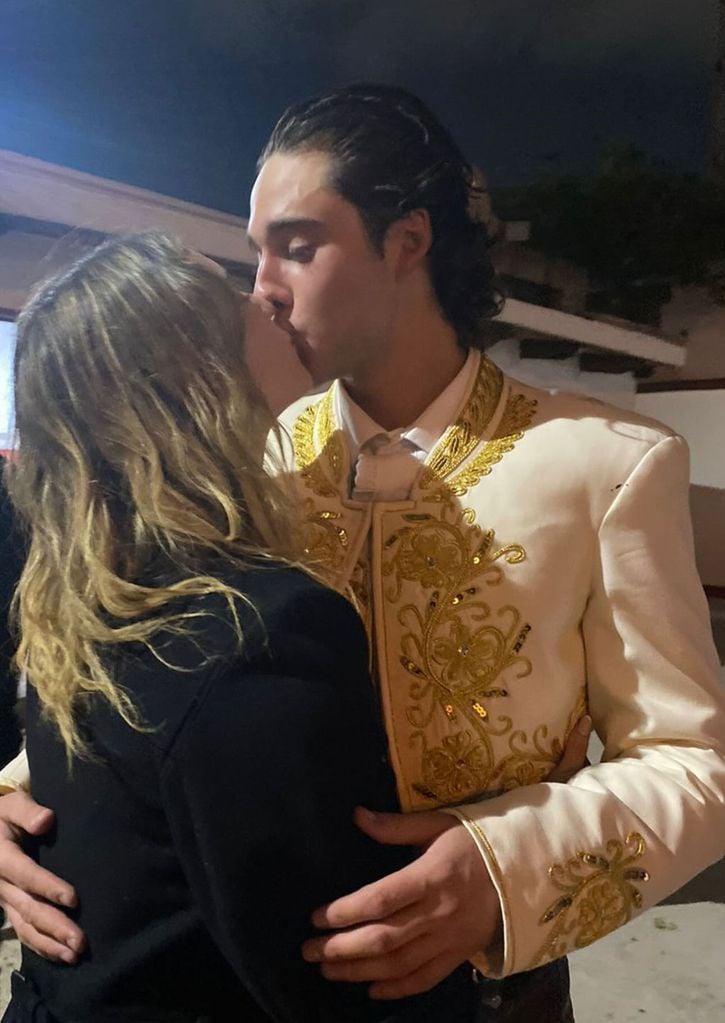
[[259, 83, 502, 348]]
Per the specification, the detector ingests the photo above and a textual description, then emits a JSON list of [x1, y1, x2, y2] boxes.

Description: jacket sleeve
[[447, 434, 725, 977], [0, 746, 29, 794], [157, 584, 427, 1022]]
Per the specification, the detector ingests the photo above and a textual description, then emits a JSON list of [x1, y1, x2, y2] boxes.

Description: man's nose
[[253, 258, 292, 316]]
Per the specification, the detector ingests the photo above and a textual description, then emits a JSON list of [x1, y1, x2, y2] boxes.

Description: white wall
[[0, 320, 15, 451], [488, 338, 638, 408], [634, 390, 725, 489], [654, 286, 725, 382]]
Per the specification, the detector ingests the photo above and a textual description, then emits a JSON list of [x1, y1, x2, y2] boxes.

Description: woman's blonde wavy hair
[[8, 232, 302, 758]]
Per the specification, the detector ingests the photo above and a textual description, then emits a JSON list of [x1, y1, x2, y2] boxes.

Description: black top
[[18, 565, 477, 1023]]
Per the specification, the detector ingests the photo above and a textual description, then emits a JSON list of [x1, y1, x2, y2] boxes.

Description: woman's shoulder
[[204, 561, 361, 647], [113, 563, 367, 745], [215, 562, 368, 676]]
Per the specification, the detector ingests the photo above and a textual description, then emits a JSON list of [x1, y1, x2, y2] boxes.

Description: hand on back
[[0, 790, 84, 963]]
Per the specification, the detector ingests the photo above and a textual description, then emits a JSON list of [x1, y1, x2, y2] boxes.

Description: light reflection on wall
[[0, 320, 16, 453]]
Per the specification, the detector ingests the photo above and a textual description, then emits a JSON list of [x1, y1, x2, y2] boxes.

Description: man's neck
[[343, 315, 467, 432]]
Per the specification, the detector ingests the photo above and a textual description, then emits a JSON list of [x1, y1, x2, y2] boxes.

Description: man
[[0, 84, 723, 1021]]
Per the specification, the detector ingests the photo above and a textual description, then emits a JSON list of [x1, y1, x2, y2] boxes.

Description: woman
[[2, 234, 477, 1022]]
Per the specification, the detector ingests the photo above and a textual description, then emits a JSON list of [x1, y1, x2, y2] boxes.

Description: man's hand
[[0, 790, 84, 963], [302, 809, 499, 1000], [301, 714, 592, 999], [548, 714, 592, 783]]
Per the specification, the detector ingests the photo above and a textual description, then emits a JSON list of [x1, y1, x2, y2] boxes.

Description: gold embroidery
[[291, 390, 352, 583], [490, 724, 564, 791], [348, 554, 372, 638], [423, 389, 538, 502], [386, 519, 530, 699], [448, 392, 537, 497], [299, 500, 348, 582], [382, 513, 537, 803], [290, 366, 568, 811], [529, 832, 650, 968], [422, 358, 504, 485], [292, 389, 347, 499], [420, 730, 491, 804]]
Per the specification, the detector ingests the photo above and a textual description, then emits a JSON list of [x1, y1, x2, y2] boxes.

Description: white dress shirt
[[336, 351, 478, 502]]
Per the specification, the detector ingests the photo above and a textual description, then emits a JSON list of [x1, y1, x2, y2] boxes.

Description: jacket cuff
[[0, 747, 30, 795]]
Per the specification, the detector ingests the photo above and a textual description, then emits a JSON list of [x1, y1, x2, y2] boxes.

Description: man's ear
[[386, 209, 433, 277]]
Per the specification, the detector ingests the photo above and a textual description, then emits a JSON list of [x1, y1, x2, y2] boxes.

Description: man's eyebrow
[[248, 218, 323, 251]]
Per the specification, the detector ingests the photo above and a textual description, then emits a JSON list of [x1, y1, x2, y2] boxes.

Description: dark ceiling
[[0, 0, 718, 216]]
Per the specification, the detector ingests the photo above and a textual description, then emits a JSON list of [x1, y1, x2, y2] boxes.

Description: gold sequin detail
[[289, 361, 572, 811], [382, 512, 544, 804], [529, 833, 650, 968], [298, 501, 348, 583]]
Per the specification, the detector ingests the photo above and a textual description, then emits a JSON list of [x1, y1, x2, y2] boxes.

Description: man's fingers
[[353, 807, 455, 847], [312, 863, 424, 930], [0, 842, 77, 908], [5, 906, 79, 965], [0, 880, 84, 952], [368, 951, 464, 1000], [548, 714, 592, 783], [303, 903, 424, 963], [1, 791, 55, 838], [320, 932, 439, 983]]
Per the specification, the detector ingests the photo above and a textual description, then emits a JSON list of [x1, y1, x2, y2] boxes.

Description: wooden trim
[[0, 291, 26, 316], [704, 585, 725, 600], [638, 378, 725, 393], [0, 148, 255, 265]]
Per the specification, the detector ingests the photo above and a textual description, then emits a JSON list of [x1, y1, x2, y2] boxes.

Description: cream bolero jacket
[[278, 352, 725, 977], [2, 353, 724, 978]]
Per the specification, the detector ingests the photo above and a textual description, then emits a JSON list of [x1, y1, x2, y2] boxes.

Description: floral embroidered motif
[[394, 528, 466, 591], [419, 731, 491, 803], [382, 513, 540, 803], [489, 724, 565, 792], [385, 518, 530, 698], [529, 833, 650, 968], [289, 359, 576, 811]]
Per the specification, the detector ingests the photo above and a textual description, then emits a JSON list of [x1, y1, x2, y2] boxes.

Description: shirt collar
[[336, 349, 478, 462]]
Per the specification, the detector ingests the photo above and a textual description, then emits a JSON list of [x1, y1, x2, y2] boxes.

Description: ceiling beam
[[497, 298, 686, 367], [0, 148, 254, 265]]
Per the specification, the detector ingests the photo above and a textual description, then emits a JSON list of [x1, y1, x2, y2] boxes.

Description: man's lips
[[272, 316, 310, 368]]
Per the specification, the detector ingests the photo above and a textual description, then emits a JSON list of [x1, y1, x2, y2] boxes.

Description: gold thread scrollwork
[[529, 832, 650, 968], [421, 388, 538, 504], [298, 500, 348, 581], [383, 512, 538, 804], [292, 389, 347, 499], [422, 358, 504, 485]]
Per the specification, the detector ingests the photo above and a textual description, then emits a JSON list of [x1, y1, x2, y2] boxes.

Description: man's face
[[248, 150, 399, 387]]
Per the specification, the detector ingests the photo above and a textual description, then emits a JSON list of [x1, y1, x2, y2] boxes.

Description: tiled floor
[[0, 927, 18, 1009]]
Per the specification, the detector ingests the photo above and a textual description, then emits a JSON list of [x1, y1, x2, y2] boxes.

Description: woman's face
[[243, 296, 314, 416]]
